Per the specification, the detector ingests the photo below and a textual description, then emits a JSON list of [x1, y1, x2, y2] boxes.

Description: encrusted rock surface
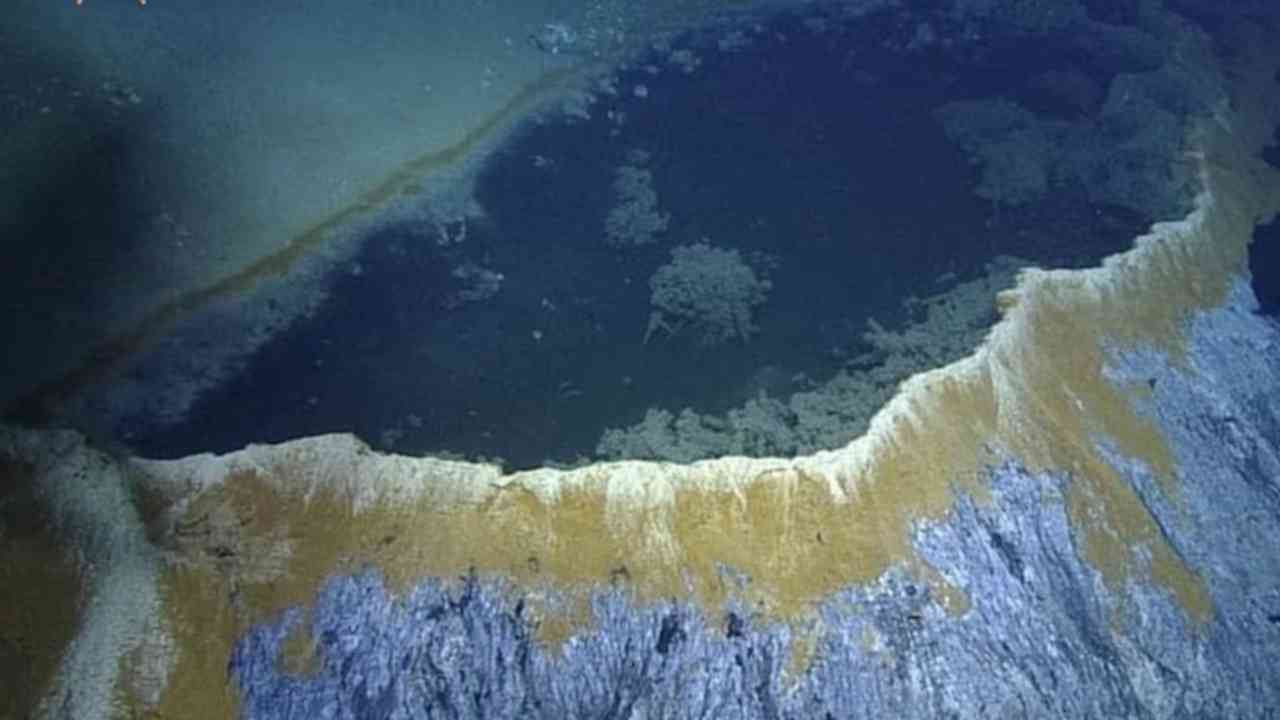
[[221, 287, 1280, 718]]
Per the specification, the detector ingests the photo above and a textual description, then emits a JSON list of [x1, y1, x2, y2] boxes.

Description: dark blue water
[[1252, 134, 1280, 317], [130, 13, 1144, 468]]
